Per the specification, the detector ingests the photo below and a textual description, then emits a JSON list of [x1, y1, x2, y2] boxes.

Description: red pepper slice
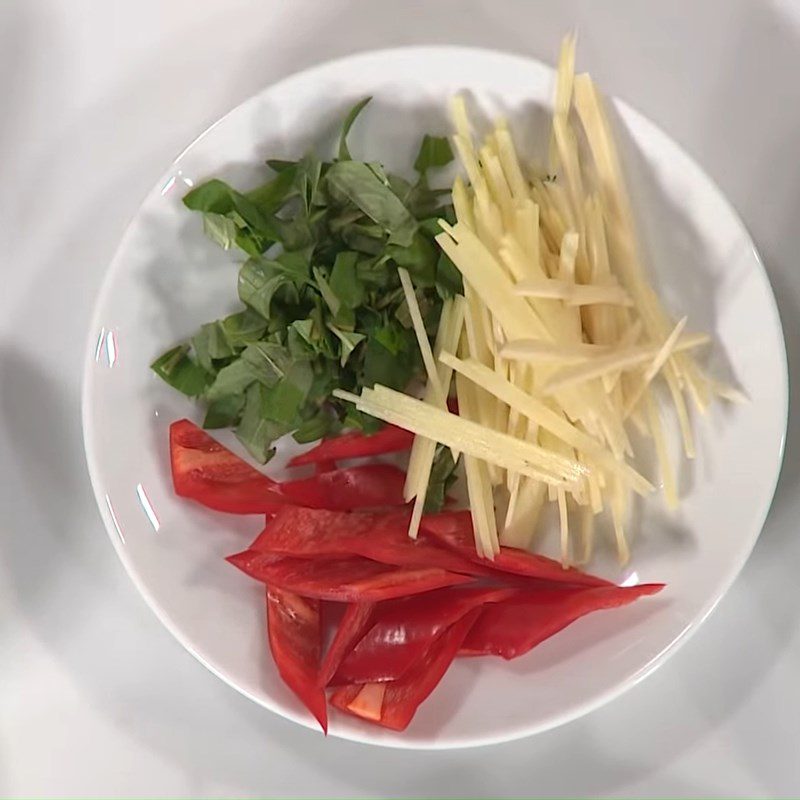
[[288, 425, 414, 468], [274, 465, 406, 511], [169, 419, 277, 514], [169, 421, 405, 514], [266, 586, 327, 732], [249, 506, 495, 577], [317, 602, 376, 688], [331, 607, 481, 731], [420, 510, 613, 588], [226, 550, 472, 602], [461, 583, 665, 659], [332, 587, 515, 686]]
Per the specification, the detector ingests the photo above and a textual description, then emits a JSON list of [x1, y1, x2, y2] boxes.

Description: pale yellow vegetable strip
[[573, 73, 709, 427], [481, 145, 514, 226], [451, 175, 475, 230], [555, 31, 577, 117], [501, 329, 706, 363], [514, 278, 632, 306], [610, 476, 630, 565], [334, 387, 582, 484], [709, 379, 749, 404], [605, 319, 644, 392], [398, 268, 446, 408], [404, 298, 454, 500], [559, 231, 579, 283], [580, 504, 595, 564], [666, 369, 696, 458], [463, 283, 503, 485], [404, 297, 465, 503], [645, 388, 678, 509], [552, 115, 586, 232], [450, 95, 473, 141], [541, 337, 710, 395], [557, 488, 570, 566], [623, 316, 688, 417], [514, 200, 541, 272], [368, 384, 585, 478], [440, 352, 654, 496], [501, 478, 546, 549], [494, 121, 528, 200], [436, 223, 551, 341], [550, 31, 577, 171], [456, 371, 499, 557]]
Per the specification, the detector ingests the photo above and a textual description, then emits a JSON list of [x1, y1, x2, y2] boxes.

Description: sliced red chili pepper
[[249, 506, 495, 577], [169, 419, 277, 514], [275, 464, 406, 511], [266, 586, 327, 733], [317, 602, 376, 688], [420, 510, 613, 588], [331, 607, 481, 731], [288, 425, 414, 468], [226, 550, 473, 602], [332, 586, 515, 686], [461, 583, 665, 659]]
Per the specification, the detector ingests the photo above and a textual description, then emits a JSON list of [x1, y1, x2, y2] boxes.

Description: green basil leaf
[[262, 362, 313, 425], [192, 322, 234, 372], [236, 383, 286, 463], [328, 325, 366, 366], [202, 213, 239, 250], [205, 358, 256, 402], [312, 266, 340, 317], [386, 231, 437, 286], [436, 249, 464, 299], [413, 134, 454, 174], [220, 308, 267, 349], [293, 409, 337, 444], [203, 394, 245, 429], [325, 161, 417, 247], [338, 96, 372, 161], [245, 166, 298, 214], [342, 406, 383, 435], [240, 341, 292, 387], [328, 251, 364, 309], [266, 159, 297, 173], [150, 345, 212, 397], [424, 446, 459, 513], [238, 258, 292, 318]]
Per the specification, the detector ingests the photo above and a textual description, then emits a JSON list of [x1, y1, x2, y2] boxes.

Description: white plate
[[82, 47, 788, 749]]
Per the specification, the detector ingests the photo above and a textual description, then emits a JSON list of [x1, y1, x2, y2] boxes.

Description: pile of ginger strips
[[336, 35, 743, 567]]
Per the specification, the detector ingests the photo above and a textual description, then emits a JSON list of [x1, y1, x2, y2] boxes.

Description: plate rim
[[81, 44, 790, 750]]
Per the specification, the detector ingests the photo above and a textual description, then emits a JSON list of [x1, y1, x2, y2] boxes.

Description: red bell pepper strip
[[226, 550, 473, 602], [420, 510, 613, 588], [461, 583, 665, 659], [331, 607, 481, 731], [169, 419, 277, 514], [288, 425, 414, 468], [274, 464, 406, 511], [249, 506, 496, 577], [314, 460, 338, 475], [317, 602, 376, 688], [266, 586, 327, 732], [169, 419, 406, 514], [332, 586, 515, 685]]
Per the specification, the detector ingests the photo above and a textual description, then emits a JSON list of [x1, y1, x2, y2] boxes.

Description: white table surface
[[1, 0, 798, 796]]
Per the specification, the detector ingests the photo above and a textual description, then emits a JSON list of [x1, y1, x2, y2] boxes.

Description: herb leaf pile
[[151, 99, 459, 471]]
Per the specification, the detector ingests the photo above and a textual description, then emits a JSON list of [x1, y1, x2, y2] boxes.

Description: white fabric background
[[1, 1, 798, 796]]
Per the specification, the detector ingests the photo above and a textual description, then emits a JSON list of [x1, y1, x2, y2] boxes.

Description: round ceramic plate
[[82, 47, 788, 749]]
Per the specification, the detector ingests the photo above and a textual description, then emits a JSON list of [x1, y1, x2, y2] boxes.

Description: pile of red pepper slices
[[170, 418, 664, 733]]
